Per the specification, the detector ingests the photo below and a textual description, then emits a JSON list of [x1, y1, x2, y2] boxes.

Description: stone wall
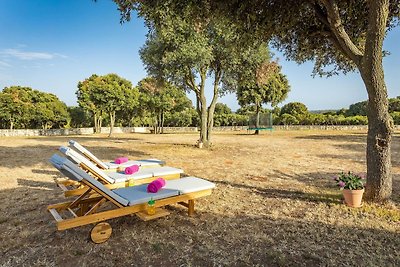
[[0, 125, 398, 137]]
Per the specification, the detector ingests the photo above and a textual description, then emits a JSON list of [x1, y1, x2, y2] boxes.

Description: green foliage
[[164, 107, 198, 127], [237, 64, 290, 108], [346, 101, 368, 116], [334, 171, 365, 190], [390, 112, 400, 125], [389, 97, 400, 112], [138, 77, 193, 132], [277, 114, 299, 125], [68, 106, 92, 128], [214, 103, 232, 115], [0, 86, 69, 129], [280, 102, 308, 118], [214, 113, 248, 126], [113, 0, 399, 77]]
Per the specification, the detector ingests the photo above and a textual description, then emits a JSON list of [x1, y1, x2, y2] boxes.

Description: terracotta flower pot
[[343, 189, 364, 208]]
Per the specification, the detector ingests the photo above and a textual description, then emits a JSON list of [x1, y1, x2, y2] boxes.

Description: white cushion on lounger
[[107, 168, 155, 183], [105, 158, 166, 169], [113, 184, 180, 206], [107, 166, 184, 183], [164, 177, 216, 194], [152, 166, 184, 176]]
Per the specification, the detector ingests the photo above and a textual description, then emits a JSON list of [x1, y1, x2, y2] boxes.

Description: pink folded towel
[[115, 157, 128, 164], [147, 178, 166, 193], [124, 164, 140, 175]]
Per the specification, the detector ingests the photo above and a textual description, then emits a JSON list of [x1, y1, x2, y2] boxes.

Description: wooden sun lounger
[[48, 154, 215, 243], [56, 146, 183, 197], [68, 140, 165, 170]]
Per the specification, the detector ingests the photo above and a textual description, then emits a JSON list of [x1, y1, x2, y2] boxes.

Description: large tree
[[77, 74, 104, 133], [77, 74, 137, 136], [237, 61, 290, 134], [135, 2, 266, 147], [113, 0, 399, 202]]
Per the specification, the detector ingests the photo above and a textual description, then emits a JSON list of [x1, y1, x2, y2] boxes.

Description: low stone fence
[[0, 127, 147, 137], [0, 125, 398, 137]]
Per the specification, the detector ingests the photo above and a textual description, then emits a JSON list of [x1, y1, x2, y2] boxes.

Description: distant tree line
[[1, 81, 398, 131], [272, 98, 400, 126]]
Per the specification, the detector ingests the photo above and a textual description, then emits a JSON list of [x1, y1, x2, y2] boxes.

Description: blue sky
[[0, 0, 399, 111]]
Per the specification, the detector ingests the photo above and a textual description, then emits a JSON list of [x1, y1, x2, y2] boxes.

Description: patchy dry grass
[[0, 130, 399, 266]]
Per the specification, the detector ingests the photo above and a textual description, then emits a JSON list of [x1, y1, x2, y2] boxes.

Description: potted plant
[[333, 171, 365, 207]]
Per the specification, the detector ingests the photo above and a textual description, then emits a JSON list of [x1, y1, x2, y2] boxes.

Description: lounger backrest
[[50, 154, 129, 207], [69, 140, 109, 169], [59, 146, 114, 184], [49, 154, 83, 182]]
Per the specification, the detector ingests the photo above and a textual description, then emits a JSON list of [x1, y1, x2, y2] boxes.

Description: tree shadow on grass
[[0, 178, 399, 266], [214, 179, 342, 205]]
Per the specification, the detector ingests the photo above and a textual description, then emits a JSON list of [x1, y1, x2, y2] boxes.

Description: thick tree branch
[[362, 0, 389, 75], [184, 68, 200, 94], [319, 0, 364, 65]]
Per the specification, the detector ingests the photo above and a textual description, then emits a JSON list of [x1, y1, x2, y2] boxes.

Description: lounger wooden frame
[[48, 178, 212, 231], [56, 161, 181, 197]]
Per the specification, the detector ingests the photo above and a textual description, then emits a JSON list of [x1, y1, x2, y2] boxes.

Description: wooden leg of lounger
[[188, 200, 195, 216]]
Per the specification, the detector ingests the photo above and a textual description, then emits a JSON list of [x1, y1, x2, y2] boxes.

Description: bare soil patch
[[0, 130, 399, 266]]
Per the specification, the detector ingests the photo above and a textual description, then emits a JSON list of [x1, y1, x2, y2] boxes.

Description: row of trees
[[273, 98, 400, 126], [75, 75, 195, 136], [2, 84, 398, 131], [0, 86, 69, 129]]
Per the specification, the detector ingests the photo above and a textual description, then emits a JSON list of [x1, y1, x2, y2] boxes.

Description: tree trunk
[[198, 69, 208, 147], [358, 0, 393, 202], [205, 69, 221, 145], [161, 110, 165, 134], [255, 103, 260, 135], [199, 95, 208, 146], [93, 113, 98, 133], [98, 115, 102, 133], [108, 111, 115, 138]]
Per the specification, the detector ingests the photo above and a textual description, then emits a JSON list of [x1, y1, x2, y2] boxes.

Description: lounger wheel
[[90, 222, 112, 244]]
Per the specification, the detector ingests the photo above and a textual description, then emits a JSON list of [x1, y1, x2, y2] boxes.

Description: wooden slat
[[49, 208, 63, 222], [48, 196, 104, 210], [57, 183, 69, 192], [84, 198, 106, 216], [68, 188, 92, 209], [68, 208, 78, 218], [81, 180, 125, 209]]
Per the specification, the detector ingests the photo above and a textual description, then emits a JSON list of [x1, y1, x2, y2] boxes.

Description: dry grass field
[[0, 130, 399, 266]]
